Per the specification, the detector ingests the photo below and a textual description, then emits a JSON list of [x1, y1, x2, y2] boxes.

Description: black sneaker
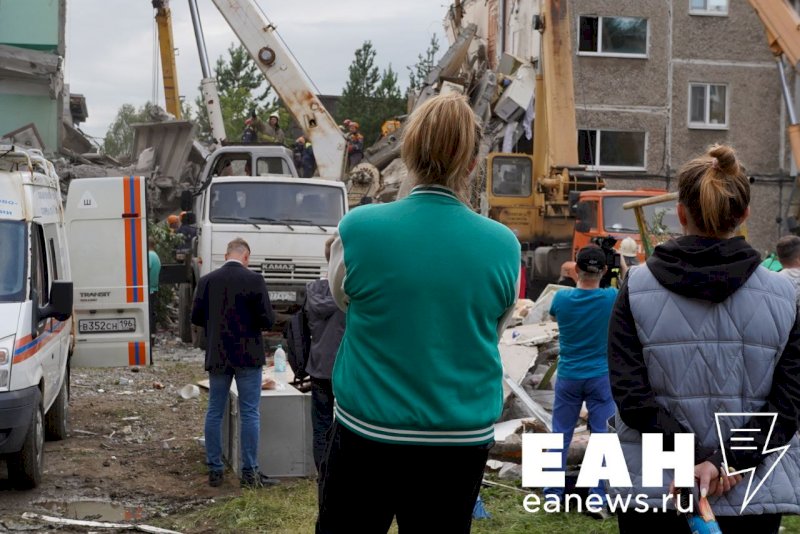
[[240, 471, 279, 489], [208, 470, 224, 487]]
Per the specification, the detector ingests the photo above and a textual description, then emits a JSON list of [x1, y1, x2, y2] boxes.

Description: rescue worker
[[247, 111, 285, 144], [293, 136, 306, 171], [302, 141, 316, 178], [167, 214, 180, 233], [261, 113, 285, 144], [346, 122, 364, 169]]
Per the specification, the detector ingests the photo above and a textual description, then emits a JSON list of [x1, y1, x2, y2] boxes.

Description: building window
[[578, 130, 647, 170], [578, 16, 648, 57], [688, 83, 728, 129], [689, 0, 729, 16]]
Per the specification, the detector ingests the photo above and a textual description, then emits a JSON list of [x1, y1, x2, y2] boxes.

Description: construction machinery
[[476, 0, 671, 294], [210, 0, 347, 179], [153, 1, 182, 119], [749, 0, 800, 233]]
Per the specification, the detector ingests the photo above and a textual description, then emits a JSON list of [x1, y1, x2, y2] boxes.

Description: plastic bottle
[[680, 489, 722, 534], [274, 344, 287, 373]]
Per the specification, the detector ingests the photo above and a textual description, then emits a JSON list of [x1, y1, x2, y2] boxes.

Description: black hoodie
[[608, 236, 800, 471]]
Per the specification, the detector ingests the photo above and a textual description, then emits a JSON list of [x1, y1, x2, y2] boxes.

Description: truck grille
[[252, 258, 323, 283]]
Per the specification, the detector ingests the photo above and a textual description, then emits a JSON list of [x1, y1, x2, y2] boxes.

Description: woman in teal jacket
[[316, 93, 521, 533]]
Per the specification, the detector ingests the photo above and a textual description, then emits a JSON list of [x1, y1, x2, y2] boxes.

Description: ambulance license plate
[[79, 318, 136, 334], [268, 291, 297, 302]]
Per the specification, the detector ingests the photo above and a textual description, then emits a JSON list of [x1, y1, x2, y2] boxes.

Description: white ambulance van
[[0, 146, 73, 488], [65, 176, 151, 368]]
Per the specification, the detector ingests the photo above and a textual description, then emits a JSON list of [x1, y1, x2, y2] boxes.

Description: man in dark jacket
[[305, 237, 346, 471], [191, 237, 277, 488]]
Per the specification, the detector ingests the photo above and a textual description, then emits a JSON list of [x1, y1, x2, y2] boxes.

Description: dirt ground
[[0, 333, 243, 533]]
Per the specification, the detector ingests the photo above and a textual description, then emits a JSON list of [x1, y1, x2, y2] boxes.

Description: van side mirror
[[180, 190, 193, 212], [575, 220, 591, 233], [40, 281, 74, 322]]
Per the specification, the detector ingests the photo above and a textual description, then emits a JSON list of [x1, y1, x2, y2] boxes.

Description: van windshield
[[0, 221, 26, 302], [209, 182, 345, 227]]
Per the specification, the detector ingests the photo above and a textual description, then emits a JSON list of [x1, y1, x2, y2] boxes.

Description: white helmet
[[620, 237, 638, 257]]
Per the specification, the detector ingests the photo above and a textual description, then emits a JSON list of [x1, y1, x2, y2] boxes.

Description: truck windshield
[[603, 197, 681, 234], [0, 220, 27, 302], [209, 182, 344, 227]]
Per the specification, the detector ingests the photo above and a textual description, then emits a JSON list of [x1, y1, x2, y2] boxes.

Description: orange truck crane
[[484, 0, 671, 295]]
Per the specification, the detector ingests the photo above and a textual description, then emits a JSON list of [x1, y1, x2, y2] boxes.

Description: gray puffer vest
[[611, 265, 800, 515]]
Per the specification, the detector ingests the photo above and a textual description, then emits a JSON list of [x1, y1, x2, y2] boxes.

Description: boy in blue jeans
[[544, 246, 625, 518]]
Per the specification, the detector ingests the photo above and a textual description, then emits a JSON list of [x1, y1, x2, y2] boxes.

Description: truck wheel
[[178, 283, 193, 343], [9, 391, 44, 489], [45, 373, 69, 441]]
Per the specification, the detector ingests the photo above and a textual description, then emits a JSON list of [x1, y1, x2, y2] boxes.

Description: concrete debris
[[498, 462, 522, 480]]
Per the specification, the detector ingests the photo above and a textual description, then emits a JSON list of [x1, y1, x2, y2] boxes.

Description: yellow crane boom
[[153, 0, 181, 119]]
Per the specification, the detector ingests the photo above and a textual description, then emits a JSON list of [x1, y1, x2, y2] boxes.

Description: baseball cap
[[576, 246, 606, 273]]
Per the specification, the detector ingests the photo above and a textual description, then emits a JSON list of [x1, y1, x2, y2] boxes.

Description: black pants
[[618, 509, 783, 534], [311, 378, 334, 472], [149, 291, 158, 344], [316, 422, 489, 534]]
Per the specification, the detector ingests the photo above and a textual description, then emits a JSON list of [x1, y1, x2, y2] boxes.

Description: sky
[[65, 0, 449, 141]]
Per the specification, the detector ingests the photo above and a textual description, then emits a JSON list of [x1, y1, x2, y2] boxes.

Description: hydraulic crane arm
[[188, 0, 227, 144], [153, 0, 181, 119], [211, 0, 346, 180], [750, 0, 800, 230]]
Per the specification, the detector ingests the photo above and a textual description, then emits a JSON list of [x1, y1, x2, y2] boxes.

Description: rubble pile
[[490, 285, 592, 483]]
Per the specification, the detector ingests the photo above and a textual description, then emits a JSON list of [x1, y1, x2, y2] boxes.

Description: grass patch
[[169, 480, 318, 534], [165, 478, 800, 533]]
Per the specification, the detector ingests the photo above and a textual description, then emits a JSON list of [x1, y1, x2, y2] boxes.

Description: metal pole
[[778, 58, 798, 125], [188, 0, 211, 78]]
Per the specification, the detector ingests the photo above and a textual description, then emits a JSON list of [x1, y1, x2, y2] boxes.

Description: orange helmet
[[167, 214, 180, 225]]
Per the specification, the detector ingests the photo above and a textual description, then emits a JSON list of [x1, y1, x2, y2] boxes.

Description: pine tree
[[194, 44, 276, 143], [407, 34, 440, 95], [338, 42, 405, 145], [103, 102, 163, 160]]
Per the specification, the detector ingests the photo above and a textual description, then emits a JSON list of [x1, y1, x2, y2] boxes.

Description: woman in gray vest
[[608, 144, 800, 533]]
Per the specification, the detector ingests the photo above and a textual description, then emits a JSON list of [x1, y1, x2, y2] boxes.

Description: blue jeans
[[543, 375, 616, 500], [205, 366, 262, 474]]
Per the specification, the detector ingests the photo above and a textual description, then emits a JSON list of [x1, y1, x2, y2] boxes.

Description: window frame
[[577, 15, 649, 59], [687, 82, 730, 130], [688, 0, 729, 17], [578, 129, 648, 172]]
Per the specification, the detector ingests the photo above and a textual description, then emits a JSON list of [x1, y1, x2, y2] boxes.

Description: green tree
[[407, 34, 440, 95], [338, 42, 405, 145], [194, 44, 276, 143], [103, 102, 162, 160]]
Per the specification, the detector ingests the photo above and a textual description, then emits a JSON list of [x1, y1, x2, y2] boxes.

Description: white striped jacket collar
[[409, 185, 459, 200]]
